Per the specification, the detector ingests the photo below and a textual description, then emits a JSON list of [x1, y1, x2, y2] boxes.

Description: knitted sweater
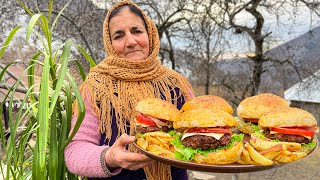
[[64, 98, 121, 177]]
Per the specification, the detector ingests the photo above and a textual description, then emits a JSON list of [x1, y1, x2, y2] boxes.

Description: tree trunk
[[205, 70, 210, 95], [251, 38, 264, 95]]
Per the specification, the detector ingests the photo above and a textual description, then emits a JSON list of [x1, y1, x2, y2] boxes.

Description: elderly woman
[[64, 0, 194, 179]]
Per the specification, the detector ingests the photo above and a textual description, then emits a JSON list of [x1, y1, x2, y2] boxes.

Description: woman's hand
[[104, 133, 153, 171]]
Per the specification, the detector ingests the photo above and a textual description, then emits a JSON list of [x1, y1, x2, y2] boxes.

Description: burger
[[171, 108, 244, 164], [259, 107, 319, 146], [134, 98, 180, 158], [180, 95, 234, 114], [236, 93, 289, 134], [135, 98, 180, 134]]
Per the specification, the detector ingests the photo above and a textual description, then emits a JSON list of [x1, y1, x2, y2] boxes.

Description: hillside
[[216, 26, 320, 95]]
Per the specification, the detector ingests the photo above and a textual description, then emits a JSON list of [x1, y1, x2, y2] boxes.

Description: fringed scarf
[[76, 0, 194, 179]]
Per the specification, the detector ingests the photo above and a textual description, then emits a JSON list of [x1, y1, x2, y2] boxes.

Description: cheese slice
[[270, 131, 278, 134], [270, 131, 312, 140], [135, 122, 150, 127], [181, 132, 225, 140]]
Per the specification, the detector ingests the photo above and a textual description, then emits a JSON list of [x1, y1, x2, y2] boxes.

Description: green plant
[[0, 0, 96, 179]]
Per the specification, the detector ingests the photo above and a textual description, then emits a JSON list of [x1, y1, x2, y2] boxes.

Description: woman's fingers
[[120, 151, 151, 163], [105, 134, 151, 169], [126, 160, 153, 171]]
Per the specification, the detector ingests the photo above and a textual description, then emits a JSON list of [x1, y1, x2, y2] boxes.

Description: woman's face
[[109, 7, 149, 61]]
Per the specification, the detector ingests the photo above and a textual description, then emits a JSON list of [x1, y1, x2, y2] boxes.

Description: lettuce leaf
[[302, 139, 316, 149]]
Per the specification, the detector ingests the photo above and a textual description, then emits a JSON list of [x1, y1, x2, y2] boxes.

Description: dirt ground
[[188, 135, 320, 180]]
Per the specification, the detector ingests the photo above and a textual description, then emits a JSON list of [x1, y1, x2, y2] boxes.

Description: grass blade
[[76, 45, 96, 68], [0, 26, 22, 58], [26, 14, 43, 42], [34, 54, 50, 178], [74, 60, 86, 81], [49, 39, 71, 117], [48, 0, 53, 23], [51, 0, 73, 32], [48, 106, 58, 180], [16, 0, 34, 16], [57, 111, 67, 179], [59, 72, 85, 152]]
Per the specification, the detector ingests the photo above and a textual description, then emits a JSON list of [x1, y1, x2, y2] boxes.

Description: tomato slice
[[186, 127, 232, 134], [243, 118, 259, 123], [136, 115, 157, 126], [271, 127, 315, 137]]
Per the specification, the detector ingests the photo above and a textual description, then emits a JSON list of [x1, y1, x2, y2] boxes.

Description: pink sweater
[[64, 99, 122, 177]]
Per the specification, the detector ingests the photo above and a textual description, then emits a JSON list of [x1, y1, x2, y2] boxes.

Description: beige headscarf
[[76, 0, 194, 179]]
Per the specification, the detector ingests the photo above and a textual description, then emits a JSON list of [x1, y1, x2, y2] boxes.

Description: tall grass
[[0, 0, 96, 179]]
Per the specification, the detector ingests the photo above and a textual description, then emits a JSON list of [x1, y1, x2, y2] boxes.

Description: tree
[[183, 10, 224, 95], [137, 0, 197, 69], [205, 0, 320, 97]]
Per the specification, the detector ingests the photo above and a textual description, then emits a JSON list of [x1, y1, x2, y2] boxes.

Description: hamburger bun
[[259, 107, 318, 128], [174, 108, 238, 130], [135, 98, 179, 121], [237, 93, 289, 119], [193, 142, 243, 165], [181, 95, 234, 114]]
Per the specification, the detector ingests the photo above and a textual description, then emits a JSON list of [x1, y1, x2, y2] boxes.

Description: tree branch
[[0, 63, 27, 89]]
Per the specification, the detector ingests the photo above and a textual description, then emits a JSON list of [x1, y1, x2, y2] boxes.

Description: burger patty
[[136, 125, 170, 134], [263, 129, 313, 144], [182, 134, 231, 149]]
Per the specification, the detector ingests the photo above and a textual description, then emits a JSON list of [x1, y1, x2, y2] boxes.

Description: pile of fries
[[136, 131, 175, 158], [236, 135, 311, 166]]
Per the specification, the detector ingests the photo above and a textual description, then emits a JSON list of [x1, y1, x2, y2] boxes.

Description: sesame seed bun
[[135, 98, 179, 121], [173, 108, 238, 129], [181, 95, 234, 114], [237, 93, 289, 119], [259, 107, 318, 128]]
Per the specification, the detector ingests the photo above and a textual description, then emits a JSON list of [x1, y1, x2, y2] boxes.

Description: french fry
[[250, 138, 301, 151], [274, 154, 293, 163], [259, 144, 283, 160], [144, 131, 173, 138], [146, 144, 175, 158], [137, 137, 148, 150], [263, 151, 281, 160], [274, 150, 307, 163], [237, 145, 261, 165], [291, 151, 307, 160], [259, 144, 283, 155], [245, 142, 273, 166], [242, 148, 252, 163], [146, 136, 161, 146], [237, 159, 251, 165]]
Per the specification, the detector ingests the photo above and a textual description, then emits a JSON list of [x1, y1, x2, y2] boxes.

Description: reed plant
[[0, 0, 96, 179]]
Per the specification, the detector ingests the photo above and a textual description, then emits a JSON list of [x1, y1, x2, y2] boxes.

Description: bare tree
[[183, 9, 224, 95], [205, 0, 320, 97], [136, 0, 197, 69]]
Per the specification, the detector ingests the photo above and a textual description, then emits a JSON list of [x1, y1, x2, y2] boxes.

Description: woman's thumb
[[117, 133, 136, 146]]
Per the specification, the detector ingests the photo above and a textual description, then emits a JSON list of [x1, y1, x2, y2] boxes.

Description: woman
[[64, 0, 194, 179]]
